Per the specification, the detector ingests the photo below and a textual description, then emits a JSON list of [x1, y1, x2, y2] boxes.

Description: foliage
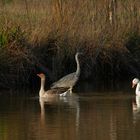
[[0, 0, 140, 88]]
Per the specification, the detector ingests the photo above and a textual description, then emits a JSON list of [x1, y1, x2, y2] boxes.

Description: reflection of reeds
[[0, 0, 140, 88]]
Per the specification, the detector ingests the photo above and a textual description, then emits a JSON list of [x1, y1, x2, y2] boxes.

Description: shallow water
[[0, 89, 140, 140]]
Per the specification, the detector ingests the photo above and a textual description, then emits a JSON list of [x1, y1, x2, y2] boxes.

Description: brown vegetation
[[0, 0, 140, 88]]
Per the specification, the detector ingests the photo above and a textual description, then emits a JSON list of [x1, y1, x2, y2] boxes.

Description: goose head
[[37, 73, 46, 80], [132, 78, 140, 88]]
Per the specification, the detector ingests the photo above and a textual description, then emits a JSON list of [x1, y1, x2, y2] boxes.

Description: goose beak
[[37, 74, 41, 77]]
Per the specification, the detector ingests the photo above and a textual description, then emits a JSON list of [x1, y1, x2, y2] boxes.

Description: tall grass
[[0, 0, 140, 88]]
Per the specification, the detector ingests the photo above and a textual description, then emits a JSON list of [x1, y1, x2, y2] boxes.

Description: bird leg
[[59, 87, 73, 97], [69, 87, 73, 94], [59, 90, 69, 97]]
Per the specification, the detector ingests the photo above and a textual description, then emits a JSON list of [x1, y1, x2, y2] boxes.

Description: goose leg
[[60, 90, 69, 97]]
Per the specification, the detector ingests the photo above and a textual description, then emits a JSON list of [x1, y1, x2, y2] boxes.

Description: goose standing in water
[[51, 52, 82, 94], [37, 73, 68, 98], [132, 78, 140, 96]]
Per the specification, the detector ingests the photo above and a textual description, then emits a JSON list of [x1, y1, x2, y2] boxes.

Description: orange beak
[[37, 73, 41, 77], [132, 83, 135, 88]]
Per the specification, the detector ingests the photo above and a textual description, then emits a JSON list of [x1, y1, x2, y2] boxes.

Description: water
[[0, 89, 140, 140]]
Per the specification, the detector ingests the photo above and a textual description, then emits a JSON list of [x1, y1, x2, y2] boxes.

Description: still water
[[0, 89, 140, 140]]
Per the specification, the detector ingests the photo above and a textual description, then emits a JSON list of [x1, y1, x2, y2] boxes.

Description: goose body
[[37, 73, 68, 98], [132, 78, 140, 96]]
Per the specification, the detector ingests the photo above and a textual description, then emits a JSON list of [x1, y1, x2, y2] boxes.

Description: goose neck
[[39, 78, 45, 97]]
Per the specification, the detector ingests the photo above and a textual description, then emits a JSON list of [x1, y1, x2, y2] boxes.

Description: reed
[[0, 0, 140, 88]]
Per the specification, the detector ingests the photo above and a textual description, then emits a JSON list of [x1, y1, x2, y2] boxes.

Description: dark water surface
[[0, 89, 140, 140]]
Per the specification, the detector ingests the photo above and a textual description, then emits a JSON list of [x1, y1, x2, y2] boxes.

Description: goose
[[37, 73, 68, 98], [132, 78, 140, 96]]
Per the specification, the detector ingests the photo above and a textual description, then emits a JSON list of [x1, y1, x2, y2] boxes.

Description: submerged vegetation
[[0, 0, 140, 88]]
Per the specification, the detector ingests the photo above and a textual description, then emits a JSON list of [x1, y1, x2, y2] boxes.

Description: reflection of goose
[[132, 78, 140, 96], [39, 93, 80, 135], [132, 95, 140, 124], [37, 73, 68, 98], [133, 96, 140, 111], [51, 52, 82, 94]]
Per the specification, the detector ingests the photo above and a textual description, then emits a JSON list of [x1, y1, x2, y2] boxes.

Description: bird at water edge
[[51, 52, 82, 95], [132, 78, 140, 96], [37, 73, 69, 98]]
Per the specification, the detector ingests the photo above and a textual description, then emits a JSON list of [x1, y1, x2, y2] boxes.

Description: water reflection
[[133, 95, 140, 124], [38, 93, 80, 140], [0, 90, 140, 140], [77, 96, 134, 140], [39, 94, 80, 125]]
